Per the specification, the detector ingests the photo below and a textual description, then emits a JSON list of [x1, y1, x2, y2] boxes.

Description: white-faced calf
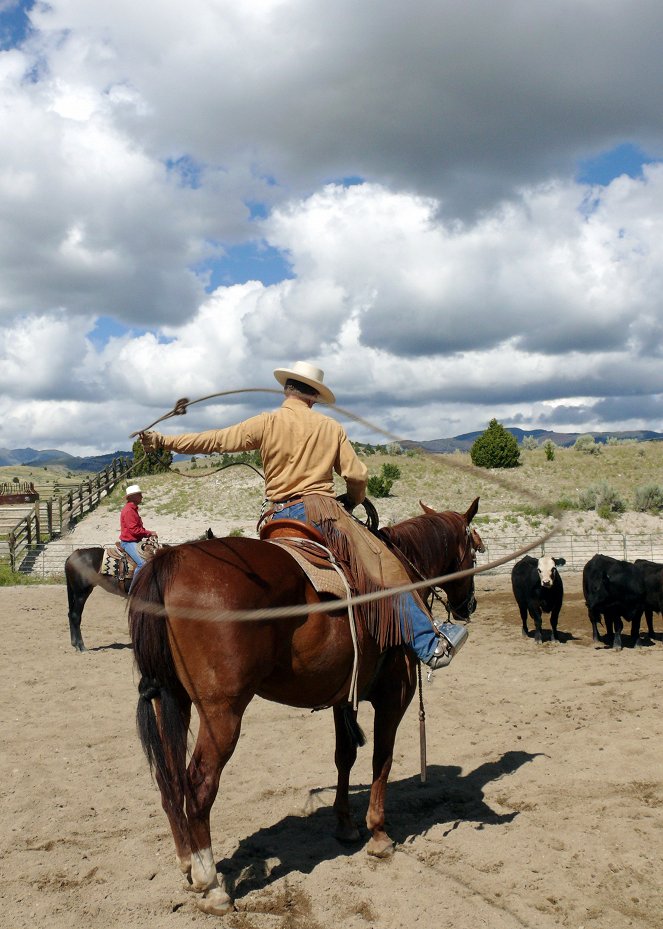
[[511, 555, 566, 644]]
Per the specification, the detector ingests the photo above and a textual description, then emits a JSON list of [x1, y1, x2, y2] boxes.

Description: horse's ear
[[419, 499, 436, 514], [465, 497, 480, 523], [206, 528, 215, 539]]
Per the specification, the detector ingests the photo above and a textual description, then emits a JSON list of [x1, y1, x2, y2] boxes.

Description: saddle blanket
[[268, 538, 347, 600], [100, 537, 159, 580], [101, 545, 132, 580]]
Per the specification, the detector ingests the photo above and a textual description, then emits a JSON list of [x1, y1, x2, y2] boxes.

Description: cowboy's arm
[[336, 433, 368, 506], [141, 417, 265, 456]]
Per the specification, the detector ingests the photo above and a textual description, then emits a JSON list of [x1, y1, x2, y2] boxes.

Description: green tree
[[470, 419, 521, 469], [543, 439, 556, 461], [131, 438, 173, 476]]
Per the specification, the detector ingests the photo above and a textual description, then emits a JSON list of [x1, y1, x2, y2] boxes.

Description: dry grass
[[120, 442, 663, 539]]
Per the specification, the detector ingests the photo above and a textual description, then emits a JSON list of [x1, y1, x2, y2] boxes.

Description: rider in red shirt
[[119, 484, 156, 589]]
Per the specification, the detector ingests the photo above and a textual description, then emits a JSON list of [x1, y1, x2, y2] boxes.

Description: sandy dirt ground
[[2, 553, 663, 929]]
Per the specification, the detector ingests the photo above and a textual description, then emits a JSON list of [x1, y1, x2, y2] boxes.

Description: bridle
[[380, 521, 478, 621]]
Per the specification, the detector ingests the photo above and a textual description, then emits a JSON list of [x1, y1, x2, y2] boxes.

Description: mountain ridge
[[2, 426, 663, 469]]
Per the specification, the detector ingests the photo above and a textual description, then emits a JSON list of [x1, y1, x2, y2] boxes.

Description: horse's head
[[418, 497, 480, 620]]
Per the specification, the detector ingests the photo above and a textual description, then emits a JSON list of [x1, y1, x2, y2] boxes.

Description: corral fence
[[0, 457, 133, 572], [476, 532, 663, 575], [17, 529, 663, 580]]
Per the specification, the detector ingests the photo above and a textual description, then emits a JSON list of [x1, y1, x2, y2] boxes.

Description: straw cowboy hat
[[125, 484, 142, 497], [273, 361, 336, 405]]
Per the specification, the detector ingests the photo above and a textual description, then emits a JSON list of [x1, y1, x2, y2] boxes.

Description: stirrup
[[426, 621, 469, 671]]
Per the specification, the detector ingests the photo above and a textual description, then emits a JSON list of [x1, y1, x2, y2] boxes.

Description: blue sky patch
[[198, 241, 294, 291], [0, 0, 35, 50], [87, 316, 174, 348], [165, 155, 204, 189], [577, 143, 657, 186]]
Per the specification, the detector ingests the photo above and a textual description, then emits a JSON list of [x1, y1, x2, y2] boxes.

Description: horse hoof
[[367, 836, 395, 858], [195, 886, 234, 915], [335, 823, 361, 844]]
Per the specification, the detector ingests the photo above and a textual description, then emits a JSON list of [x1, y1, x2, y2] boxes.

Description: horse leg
[[365, 653, 416, 859], [186, 696, 252, 916], [67, 582, 93, 652], [332, 705, 361, 843], [152, 697, 193, 881]]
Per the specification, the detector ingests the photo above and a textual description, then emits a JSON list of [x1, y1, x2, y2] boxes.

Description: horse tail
[[129, 550, 189, 808], [340, 704, 367, 748]]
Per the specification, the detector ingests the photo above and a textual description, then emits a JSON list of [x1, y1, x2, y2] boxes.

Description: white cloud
[[2, 1, 663, 453]]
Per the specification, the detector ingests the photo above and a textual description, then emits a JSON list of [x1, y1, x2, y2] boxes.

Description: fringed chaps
[[302, 495, 431, 650]]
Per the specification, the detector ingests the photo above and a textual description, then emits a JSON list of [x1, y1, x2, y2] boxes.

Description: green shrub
[[367, 474, 393, 498], [470, 419, 521, 469], [381, 463, 401, 481], [574, 434, 601, 455], [367, 463, 401, 497], [543, 439, 556, 461], [634, 484, 663, 513], [522, 435, 539, 451], [578, 482, 625, 516]]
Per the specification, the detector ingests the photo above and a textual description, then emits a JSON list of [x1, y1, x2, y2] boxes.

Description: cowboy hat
[[273, 361, 336, 404], [125, 484, 142, 496]]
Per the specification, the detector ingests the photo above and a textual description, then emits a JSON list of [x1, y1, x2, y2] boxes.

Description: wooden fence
[[0, 457, 133, 572], [17, 530, 663, 580]]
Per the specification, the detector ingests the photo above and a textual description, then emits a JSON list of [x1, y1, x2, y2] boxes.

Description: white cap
[[126, 484, 142, 496]]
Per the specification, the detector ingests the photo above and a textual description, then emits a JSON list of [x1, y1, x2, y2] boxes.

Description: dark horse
[[129, 498, 480, 915], [65, 531, 214, 651]]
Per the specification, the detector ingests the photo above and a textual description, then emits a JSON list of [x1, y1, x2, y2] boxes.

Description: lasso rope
[[106, 385, 568, 623]]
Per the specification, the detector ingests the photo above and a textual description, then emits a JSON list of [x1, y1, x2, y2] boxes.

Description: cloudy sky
[[1, 0, 663, 455]]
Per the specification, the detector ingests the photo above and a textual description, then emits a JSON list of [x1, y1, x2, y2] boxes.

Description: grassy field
[[0, 463, 97, 497], [101, 441, 663, 531]]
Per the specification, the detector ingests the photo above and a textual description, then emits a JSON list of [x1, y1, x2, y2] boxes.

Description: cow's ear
[[554, 557, 566, 567]]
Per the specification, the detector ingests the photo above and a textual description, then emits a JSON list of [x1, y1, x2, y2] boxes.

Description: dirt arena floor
[[1, 571, 662, 929]]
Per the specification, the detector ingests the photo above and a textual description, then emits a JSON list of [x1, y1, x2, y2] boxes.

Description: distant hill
[[0, 447, 133, 471], [3, 427, 663, 471], [402, 428, 663, 454]]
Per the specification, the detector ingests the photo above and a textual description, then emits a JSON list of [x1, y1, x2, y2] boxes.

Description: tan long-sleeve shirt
[[153, 396, 368, 504]]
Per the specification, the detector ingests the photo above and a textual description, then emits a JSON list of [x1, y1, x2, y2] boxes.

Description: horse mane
[[381, 512, 463, 578]]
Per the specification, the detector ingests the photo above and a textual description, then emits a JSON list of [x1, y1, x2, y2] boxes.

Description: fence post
[[622, 534, 627, 561], [8, 530, 15, 573], [47, 499, 53, 539], [33, 501, 40, 543]]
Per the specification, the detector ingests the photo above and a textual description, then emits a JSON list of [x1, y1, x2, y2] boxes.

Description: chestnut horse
[[129, 497, 480, 915]]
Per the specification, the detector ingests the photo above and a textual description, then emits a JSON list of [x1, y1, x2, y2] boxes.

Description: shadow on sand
[[218, 749, 541, 900]]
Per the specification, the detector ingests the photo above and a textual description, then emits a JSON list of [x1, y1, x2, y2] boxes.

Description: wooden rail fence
[[0, 457, 133, 572]]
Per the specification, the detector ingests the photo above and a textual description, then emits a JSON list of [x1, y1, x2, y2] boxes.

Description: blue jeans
[[119, 541, 146, 591], [272, 503, 438, 662]]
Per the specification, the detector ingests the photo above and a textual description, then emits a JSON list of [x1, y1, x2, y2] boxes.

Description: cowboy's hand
[[336, 493, 356, 513], [140, 431, 160, 452]]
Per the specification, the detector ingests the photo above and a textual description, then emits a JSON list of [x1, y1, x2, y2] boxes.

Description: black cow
[[582, 554, 652, 650], [633, 559, 663, 641], [511, 555, 566, 644]]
